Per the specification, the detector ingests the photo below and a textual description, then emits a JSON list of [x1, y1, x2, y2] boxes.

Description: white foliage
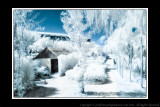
[[84, 64, 107, 84], [103, 10, 147, 84], [13, 9, 45, 97], [14, 57, 35, 97], [89, 44, 103, 58], [14, 73, 25, 97], [104, 10, 146, 59], [28, 37, 77, 54], [58, 52, 81, 76], [36, 59, 51, 73], [60, 10, 126, 45], [21, 57, 35, 82], [65, 65, 85, 81]]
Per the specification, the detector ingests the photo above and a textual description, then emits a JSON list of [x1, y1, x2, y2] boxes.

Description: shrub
[[58, 52, 80, 76], [14, 57, 36, 97]]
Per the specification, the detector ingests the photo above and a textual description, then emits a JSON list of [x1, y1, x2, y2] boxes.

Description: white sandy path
[[84, 57, 119, 97], [37, 73, 85, 97], [85, 56, 145, 97], [36, 55, 145, 97]]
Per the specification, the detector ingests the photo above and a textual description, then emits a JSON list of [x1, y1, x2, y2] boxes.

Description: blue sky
[[33, 10, 66, 33], [33, 10, 106, 45]]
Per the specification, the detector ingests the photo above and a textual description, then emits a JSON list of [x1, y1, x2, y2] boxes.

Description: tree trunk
[[118, 56, 121, 76], [120, 57, 122, 77], [121, 58, 123, 78], [130, 60, 132, 82], [145, 56, 147, 79], [14, 23, 17, 73], [79, 35, 81, 48], [115, 56, 118, 72], [141, 36, 143, 87], [18, 33, 22, 74], [140, 10, 145, 88], [117, 57, 119, 73]]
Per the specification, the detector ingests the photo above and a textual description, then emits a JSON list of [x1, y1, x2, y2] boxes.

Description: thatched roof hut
[[33, 47, 71, 74]]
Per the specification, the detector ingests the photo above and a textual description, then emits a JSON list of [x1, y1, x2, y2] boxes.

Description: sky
[[33, 10, 106, 45], [33, 10, 66, 34]]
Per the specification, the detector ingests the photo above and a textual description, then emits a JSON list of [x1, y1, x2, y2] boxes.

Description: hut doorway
[[51, 59, 58, 74]]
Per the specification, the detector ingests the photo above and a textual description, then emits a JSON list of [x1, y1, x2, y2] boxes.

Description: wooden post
[[51, 59, 58, 74]]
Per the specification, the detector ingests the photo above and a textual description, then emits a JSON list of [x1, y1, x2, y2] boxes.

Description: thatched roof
[[47, 47, 70, 56], [33, 47, 70, 60]]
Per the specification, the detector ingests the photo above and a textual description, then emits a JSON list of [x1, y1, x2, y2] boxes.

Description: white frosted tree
[[140, 10, 147, 87], [61, 9, 147, 86], [84, 10, 126, 38], [14, 9, 45, 72], [60, 10, 126, 48], [13, 9, 45, 97], [60, 10, 87, 48], [104, 10, 147, 85]]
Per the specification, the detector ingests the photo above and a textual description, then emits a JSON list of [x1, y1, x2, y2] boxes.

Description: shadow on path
[[84, 91, 146, 97], [103, 68, 112, 84], [84, 91, 117, 97], [117, 91, 146, 97], [23, 86, 58, 97]]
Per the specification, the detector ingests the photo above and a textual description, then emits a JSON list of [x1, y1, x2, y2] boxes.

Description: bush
[[58, 52, 80, 76], [14, 73, 26, 97], [35, 66, 52, 80], [14, 57, 36, 97], [66, 65, 85, 81], [84, 64, 107, 84], [21, 59, 35, 83], [65, 65, 86, 93]]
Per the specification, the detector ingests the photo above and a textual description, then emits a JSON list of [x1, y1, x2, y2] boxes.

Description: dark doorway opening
[[51, 59, 58, 74]]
